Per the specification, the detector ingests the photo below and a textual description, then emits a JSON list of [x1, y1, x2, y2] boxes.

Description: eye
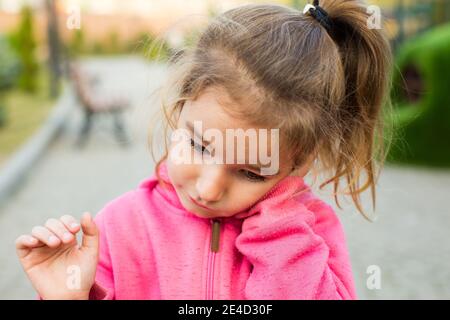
[[190, 138, 208, 154], [240, 169, 266, 182]]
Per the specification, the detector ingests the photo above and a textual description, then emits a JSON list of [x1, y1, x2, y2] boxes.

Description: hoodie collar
[[141, 161, 309, 221]]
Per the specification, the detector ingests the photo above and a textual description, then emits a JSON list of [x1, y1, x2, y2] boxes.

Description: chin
[[191, 208, 221, 219]]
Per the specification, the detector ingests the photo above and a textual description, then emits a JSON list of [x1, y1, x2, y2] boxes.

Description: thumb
[[80, 212, 99, 252]]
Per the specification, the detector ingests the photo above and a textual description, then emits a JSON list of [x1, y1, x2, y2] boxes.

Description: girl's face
[[166, 87, 309, 219]]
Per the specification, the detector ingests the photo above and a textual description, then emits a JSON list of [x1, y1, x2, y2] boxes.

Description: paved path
[[322, 166, 450, 299], [0, 56, 449, 299]]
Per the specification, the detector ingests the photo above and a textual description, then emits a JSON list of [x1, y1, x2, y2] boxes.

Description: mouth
[[188, 195, 214, 211]]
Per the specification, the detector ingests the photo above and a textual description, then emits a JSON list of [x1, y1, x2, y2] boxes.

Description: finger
[[80, 212, 99, 251], [45, 218, 74, 244], [31, 226, 61, 248], [60, 215, 80, 233], [16, 234, 44, 250], [15, 235, 45, 258]]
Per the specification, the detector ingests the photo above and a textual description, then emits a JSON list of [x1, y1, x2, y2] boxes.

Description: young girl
[[15, 0, 391, 300]]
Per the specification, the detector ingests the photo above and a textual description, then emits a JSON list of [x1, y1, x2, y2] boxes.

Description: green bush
[[66, 28, 172, 60], [388, 23, 450, 167], [0, 35, 20, 90], [0, 102, 6, 128], [0, 35, 20, 128], [141, 33, 170, 61], [68, 29, 85, 57], [9, 6, 38, 93]]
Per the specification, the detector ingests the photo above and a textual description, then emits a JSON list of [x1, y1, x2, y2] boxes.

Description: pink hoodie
[[85, 161, 357, 300]]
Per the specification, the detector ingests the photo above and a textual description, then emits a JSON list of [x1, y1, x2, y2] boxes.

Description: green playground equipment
[[388, 23, 450, 167]]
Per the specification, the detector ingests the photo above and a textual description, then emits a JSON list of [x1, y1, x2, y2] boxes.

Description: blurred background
[[0, 0, 449, 300]]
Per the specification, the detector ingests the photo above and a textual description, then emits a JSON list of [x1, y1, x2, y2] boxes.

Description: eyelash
[[190, 138, 207, 154], [189, 138, 266, 183], [240, 170, 266, 182]]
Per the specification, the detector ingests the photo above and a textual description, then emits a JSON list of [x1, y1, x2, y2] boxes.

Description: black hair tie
[[303, 0, 332, 32]]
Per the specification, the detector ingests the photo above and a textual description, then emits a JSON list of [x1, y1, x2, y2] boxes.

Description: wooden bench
[[69, 62, 130, 147]]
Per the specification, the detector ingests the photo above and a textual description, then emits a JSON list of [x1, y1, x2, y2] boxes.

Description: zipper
[[206, 218, 221, 300]]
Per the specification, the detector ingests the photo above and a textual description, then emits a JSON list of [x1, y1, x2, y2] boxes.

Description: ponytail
[[312, 0, 392, 217]]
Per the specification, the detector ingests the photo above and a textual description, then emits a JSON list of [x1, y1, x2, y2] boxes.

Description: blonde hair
[[149, 0, 392, 219]]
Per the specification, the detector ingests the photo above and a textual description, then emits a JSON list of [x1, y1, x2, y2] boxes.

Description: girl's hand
[[15, 212, 99, 300]]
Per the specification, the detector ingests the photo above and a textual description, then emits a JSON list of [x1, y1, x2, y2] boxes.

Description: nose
[[195, 165, 227, 203]]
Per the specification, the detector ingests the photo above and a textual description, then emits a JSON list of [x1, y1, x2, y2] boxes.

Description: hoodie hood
[[138, 160, 310, 221]]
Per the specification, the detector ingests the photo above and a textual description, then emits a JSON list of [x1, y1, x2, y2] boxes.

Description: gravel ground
[[0, 57, 449, 299]]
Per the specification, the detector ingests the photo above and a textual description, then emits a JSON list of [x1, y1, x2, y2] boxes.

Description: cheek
[[226, 183, 272, 210], [166, 159, 197, 188]]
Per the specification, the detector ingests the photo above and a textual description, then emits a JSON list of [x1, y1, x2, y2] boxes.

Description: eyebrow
[[185, 120, 280, 176]]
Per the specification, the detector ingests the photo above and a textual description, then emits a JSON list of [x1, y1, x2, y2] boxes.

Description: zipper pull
[[210, 219, 221, 252]]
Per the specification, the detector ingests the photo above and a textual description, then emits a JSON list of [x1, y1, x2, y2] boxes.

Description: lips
[[188, 195, 213, 211]]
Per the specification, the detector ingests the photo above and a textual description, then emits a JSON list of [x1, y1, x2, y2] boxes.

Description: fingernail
[[28, 236, 36, 243], [63, 232, 72, 241], [70, 222, 79, 229], [48, 235, 59, 244]]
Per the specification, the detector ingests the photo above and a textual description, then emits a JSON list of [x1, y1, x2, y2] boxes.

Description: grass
[[0, 67, 57, 168]]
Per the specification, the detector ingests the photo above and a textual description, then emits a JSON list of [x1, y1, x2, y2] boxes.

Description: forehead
[[180, 86, 251, 130], [180, 87, 279, 153]]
